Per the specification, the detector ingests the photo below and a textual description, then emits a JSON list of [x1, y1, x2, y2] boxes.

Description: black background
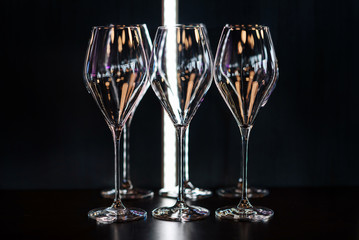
[[1, 0, 358, 190]]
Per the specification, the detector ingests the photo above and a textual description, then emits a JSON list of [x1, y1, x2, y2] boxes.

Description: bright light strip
[[163, 0, 177, 27], [162, 0, 178, 190]]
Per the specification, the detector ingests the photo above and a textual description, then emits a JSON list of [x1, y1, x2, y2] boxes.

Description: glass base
[[159, 182, 212, 200], [88, 206, 147, 224], [152, 202, 210, 222], [101, 188, 154, 200], [216, 186, 269, 198], [215, 205, 273, 222]]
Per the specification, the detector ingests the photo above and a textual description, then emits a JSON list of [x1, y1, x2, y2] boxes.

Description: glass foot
[[101, 188, 154, 199], [216, 186, 269, 198], [159, 182, 212, 200], [152, 202, 210, 222], [215, 205, 273, 222], [88, 207, 147, 224]]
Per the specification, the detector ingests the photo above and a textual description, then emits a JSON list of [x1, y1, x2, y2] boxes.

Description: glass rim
[[157, 24, 203, 30], [224, 24, 269, 30], [116, 23, 148, 28], [177, 23, 206, 27], [91, 24, 142, 30]]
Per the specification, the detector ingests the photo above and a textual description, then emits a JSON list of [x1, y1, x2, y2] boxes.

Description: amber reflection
[[194, 28, 200, 43], [176, 28, 198, 52], [106, 80, 111, 102], [246, 70, 255, 99], [121, 29, 126, 44], [118, 82, 128, 119], [241, 30, 246, 44], [118, 36, 123, 53], [106, 41, 111, 55], [255, 29, 261, 39], [182, 28, 186, 44], [184, 73, 195, 110], [184, 36, 189, 50], [237, 41, 243, 54], [110, 27, 115, 43], [247, 33, 255, 49], [126, 72, 136, 100], [235, 70, 244, 122], [226, 66, 261, 124], [177, 28, 181, 44], [247, 81, 259, 122], [233, 28, 262, 124], [127, 28, 133, 48]]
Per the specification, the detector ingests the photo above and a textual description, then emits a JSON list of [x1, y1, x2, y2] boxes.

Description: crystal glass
[[216, 24, 276, 199], [159, 23, 212, 201], [100, 24, 154, 200], [150, 25, 213, 221], [84, 25, 148, 223], [214, 24, 278, 222]]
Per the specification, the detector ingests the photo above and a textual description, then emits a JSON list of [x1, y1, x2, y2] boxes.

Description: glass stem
[[184, 125, 190, 184], [121, 117, 133, 190], [238, 126, 253, 209], [112, 126, 126, 210], [176, 126, 187, 205]]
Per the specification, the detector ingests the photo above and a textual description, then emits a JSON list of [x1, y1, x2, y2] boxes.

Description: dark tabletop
[[0, 187, 358, 240]]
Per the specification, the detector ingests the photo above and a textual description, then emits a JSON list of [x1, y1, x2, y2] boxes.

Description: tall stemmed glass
[[84, 25, 148, 223], [150, 25, 213, 221], [159, 23, 212, 200], [101, 24, 154, 200], [215, 24, 272, 199], [214, 24, 278, 222]]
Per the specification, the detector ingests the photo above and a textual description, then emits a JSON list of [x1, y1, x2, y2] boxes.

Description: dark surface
[[1, 188, 358, 240], [1, 0, 359, 189]]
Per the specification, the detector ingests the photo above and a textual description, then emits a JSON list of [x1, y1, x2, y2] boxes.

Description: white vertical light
[[162, 0, 178, 190], [163, 0, 178, 26]]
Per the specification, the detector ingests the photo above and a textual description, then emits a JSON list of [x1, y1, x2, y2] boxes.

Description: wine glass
[[214, 24, 278, 222], [215, 24, 273, 199], [158, 23, 212, 200], [100, 24, 154, 200], [150, 25, 213, 221], [84, 25, 148, 223]]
